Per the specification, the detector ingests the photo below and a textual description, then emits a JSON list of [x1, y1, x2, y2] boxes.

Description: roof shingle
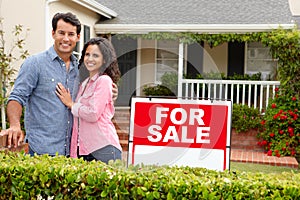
[[96, 0, 294, 25]]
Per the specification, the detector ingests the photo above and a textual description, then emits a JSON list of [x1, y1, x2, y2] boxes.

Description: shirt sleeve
[[8, 56, 39, 106], [71, 75, 113, 122]]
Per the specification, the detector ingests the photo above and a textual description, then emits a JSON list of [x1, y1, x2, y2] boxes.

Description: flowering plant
[[257, 87, 300, 157], [231, 104, 262, 133]]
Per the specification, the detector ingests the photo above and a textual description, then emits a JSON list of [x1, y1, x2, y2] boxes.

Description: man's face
[[52, 19, 80, 58]]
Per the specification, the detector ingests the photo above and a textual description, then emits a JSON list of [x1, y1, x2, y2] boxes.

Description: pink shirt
[[70, 74, 122, 158]]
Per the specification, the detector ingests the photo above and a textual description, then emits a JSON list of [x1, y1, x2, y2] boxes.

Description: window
[[73, 42, 80, 58], [156, 40, 179, 83], [83, 25, 90, 44], [246, 42, 277, 80], [73, 25, 91, 58]]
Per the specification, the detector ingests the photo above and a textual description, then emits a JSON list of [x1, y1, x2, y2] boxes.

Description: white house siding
[[1, 0, 45, 74], [0, 0, 102, 83]]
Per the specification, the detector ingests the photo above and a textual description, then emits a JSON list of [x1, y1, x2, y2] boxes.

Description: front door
[[112, 37, 137, 106], [227, 42, 245, 76]]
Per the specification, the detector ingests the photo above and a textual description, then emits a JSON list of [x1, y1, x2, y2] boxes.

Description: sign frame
[[127, 97, 232, 171]]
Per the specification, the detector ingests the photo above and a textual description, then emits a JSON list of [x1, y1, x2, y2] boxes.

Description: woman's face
[[84, 44, 104, 77]]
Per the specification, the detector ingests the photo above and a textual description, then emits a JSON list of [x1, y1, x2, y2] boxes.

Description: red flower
[[288, 127, 294, 134], [260, 120, 266, 125], [276, 153, 281, 157], [274, 87, 279, 92], [282, 147, 286, 151], [262, 140, 267, 146], [257, 141, 261, 146], [279, 130, 284, 135], [269, 133, 275, 137], [280, 115, 287, 120], [271, 103, 276, 108], [291, 150, 296, 156], [273, 114, 279, 119], [267, 150, 272, 156], [291, 96, 297, 101]]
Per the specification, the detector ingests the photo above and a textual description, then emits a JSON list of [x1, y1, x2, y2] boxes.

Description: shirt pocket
[[35, 76, 58, 93]]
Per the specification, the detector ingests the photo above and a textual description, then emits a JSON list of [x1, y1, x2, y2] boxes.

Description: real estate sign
[[127, 97, 232, 171]]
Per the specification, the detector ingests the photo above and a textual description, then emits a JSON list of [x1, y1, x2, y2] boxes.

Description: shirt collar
[[48, 46, 78, 66], [90, 73, 100, 82]]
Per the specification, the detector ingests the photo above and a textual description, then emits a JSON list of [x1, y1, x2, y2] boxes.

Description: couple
[[0, 12, 122, 164]]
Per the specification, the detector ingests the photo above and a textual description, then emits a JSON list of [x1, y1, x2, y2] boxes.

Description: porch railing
[[179, 79, 280, 112]]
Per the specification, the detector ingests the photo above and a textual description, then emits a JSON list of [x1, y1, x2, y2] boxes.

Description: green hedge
[[1, 151, 300, 199]]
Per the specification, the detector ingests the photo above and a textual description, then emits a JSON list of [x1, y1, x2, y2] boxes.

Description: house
[[94, 0, 299, 106], [0, 0, 116, 79], [1, 0, 299, 108]]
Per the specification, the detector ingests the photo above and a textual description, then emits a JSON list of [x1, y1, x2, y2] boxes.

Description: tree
[[0, 18, 29, 130]]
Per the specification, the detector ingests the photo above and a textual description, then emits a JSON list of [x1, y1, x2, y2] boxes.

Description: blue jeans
[[28, 146, 69, 157], [78, 145, 122, 164], [28, 146, 39, 156]]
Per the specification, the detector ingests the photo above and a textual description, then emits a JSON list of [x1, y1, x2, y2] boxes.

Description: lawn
[[230, 161, 300, 174]]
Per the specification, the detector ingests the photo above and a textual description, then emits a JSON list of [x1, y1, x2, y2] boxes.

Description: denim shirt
[[8, 46, 79, 156]]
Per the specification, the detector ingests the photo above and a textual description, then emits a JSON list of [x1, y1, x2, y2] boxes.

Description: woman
[[55, 37, 122, 163]]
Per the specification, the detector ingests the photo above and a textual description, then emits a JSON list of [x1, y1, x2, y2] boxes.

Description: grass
[[230, 161, 300, 174]]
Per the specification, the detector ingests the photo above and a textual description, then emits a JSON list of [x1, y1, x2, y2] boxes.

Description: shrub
[[231, 104, 262, 133], [143, 72, 177, 96], [1, 151, 300, 199], [143, 84, 175, 96], [257, 87, 300, 157]]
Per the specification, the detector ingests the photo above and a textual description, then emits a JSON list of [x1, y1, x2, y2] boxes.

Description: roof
[[72, 0, 117, 18], [94, 0, 297, 33]]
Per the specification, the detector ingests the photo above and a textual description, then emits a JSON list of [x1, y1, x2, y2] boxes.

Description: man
[[0, 12, 117, 156]]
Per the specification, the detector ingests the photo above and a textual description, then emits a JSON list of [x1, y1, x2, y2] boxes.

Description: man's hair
[[52, 12, 81, 34]]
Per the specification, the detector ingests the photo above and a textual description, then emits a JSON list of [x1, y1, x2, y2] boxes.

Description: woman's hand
[[55, 83, 74, 109], [112, 83, 118, 102]]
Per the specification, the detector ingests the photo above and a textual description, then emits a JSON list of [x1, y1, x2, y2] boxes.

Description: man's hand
[[112, 83, 118, 102], [0, 125, 24, 148]]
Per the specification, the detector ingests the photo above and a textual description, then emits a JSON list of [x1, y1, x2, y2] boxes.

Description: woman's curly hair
[[79, 37, 121, 83]]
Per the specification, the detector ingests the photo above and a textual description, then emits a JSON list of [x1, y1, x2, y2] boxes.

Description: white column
[[178, 42, 184, 98], [45, 0, 58, 49]]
